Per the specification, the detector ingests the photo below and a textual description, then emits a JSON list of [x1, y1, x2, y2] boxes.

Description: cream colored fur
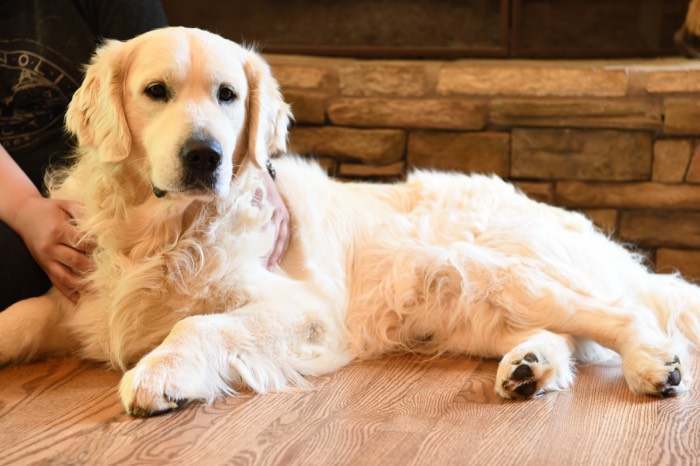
[[1, 27, 699, 415]]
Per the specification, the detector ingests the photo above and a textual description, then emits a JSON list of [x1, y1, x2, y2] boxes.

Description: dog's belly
[[345, 224, 516, 359], [341, 170, 625, 360]]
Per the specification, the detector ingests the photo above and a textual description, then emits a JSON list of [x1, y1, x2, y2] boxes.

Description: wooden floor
[[1, 351, 699, 465]]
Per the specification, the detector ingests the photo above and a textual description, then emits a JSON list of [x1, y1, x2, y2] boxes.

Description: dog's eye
[[218, 86, 237, 103], [145, 83, 169, 101]]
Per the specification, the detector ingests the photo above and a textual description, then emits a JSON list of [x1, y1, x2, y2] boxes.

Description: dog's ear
[[65, 39, 131, 163], [243, 50, 292, 169]]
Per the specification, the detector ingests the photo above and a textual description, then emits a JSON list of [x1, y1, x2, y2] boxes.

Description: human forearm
[[0, 144, 44, 233], [0, 144, 93, 301]]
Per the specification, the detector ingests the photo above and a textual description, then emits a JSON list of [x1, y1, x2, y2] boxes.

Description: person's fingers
[[67, 248, 93, 275], [63, 226, 95, 255], [252, 186, 263, 206], [278, 218, 290, 261], [77, 237, 97, 255], [56, 199, 84, 220], [52, 208, 95, 255], [42, 244, 89, 298], [48, 261, 82, 303], [54, 282, 79, 304], [266, 214, 290, 269], [266, 246, 281, 270]]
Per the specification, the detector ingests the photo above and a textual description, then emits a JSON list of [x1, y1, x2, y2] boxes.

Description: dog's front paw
[[622, 347, 691, 397], [119, 355, 191, 417], [495, 349, 574, 400]]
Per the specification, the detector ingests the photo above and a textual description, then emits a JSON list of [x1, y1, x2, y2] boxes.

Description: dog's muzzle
[[151, 137, 224, 198]]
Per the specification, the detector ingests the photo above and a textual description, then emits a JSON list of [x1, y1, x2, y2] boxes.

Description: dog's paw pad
[[498, 354, 547, 400], [513, 379, 539, 398], [667, 368, 682, 386], [658, 357, 683, 397], [511, 363, 533, 381]]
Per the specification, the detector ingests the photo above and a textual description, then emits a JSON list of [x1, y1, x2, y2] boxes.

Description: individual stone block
[[490, 98, 662, 130], [437, 64, 628, 97], [556, 182, 700, 209], [646, 69, 700, 93], [281, 154, 337, 176], [407, 131, 509, 176], [289, 126, 405, 164], [328, 98, 487, 130], [656, 248, 700, 281], [513, 181, 554, 204], [652, 139, 692, 182], [337, 161, 405, 178], [664, 98, 700, 135], [511, 129, 651, 181], [339, 63, 430, 97], [270, 63, 331, 89], [619, 211, 700, 248], [283, 90, 327, 124]]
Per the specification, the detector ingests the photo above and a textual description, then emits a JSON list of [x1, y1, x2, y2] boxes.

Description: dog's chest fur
[[65, 168, 276, 368]]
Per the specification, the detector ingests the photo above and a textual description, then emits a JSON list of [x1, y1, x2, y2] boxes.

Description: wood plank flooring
[[1, 351, 699, 465]]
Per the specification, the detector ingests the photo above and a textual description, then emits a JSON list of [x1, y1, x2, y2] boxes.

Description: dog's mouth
[[150, 179, 218, 199], [151, 138, 225, 199]]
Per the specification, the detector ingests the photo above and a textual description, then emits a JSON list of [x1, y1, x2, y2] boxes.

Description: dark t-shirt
[[0, 1, 168, 309], [0, 0, 168, 189]]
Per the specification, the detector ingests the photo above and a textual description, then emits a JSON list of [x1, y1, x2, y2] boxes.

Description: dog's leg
[[0, 288, 76, 365], [528, 285, 691, 398], [119, 303, 349, 416], [640, 273, 700, 348], [494, 330, 575, 399]]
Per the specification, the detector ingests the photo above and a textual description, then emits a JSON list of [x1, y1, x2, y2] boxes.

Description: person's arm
[[0, 145, 92, 302]]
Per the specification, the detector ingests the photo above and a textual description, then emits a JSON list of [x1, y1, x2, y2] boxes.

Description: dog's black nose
[[180, 138, 222, 173]]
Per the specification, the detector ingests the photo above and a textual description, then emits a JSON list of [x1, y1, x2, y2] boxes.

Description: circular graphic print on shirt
[[0, 39, 79, 152]]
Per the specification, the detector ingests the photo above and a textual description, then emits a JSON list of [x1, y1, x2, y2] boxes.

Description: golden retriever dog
[[1, 27, 699, 416]]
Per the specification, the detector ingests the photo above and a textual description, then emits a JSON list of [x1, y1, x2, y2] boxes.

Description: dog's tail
[[647, 273, 700, 348]]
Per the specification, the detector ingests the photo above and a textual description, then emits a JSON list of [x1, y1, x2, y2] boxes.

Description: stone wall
[[266, 54, 700, 281]]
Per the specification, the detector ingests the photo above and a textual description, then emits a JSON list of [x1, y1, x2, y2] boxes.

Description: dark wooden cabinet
[[512, 0, 687, 58], [162, 0, 688, 58]]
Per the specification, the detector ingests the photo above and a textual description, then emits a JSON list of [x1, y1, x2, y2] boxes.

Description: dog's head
[[66, 27, 291, 199]]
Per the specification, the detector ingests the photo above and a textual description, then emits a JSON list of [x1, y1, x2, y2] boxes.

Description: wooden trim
[[261, 0, 511, 59], [260, 44, 508, 59], [510, 0, 684, 58], [511, 0, 523, 58]]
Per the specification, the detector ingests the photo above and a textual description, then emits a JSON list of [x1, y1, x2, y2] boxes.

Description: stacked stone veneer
[[266, 54, 700, 281]]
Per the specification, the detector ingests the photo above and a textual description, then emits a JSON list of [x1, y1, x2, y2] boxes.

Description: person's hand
[[261, 169, 290, 269], [14, 196, 94, 302]]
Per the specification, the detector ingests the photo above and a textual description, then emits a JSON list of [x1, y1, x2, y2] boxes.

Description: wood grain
[[1, 351, 699, 465]]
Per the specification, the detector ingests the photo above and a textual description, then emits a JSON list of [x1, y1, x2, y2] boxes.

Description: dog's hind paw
[[497, 352, 546, 399], [622, 346, 691, 397], [495, 343, 575, 400]]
